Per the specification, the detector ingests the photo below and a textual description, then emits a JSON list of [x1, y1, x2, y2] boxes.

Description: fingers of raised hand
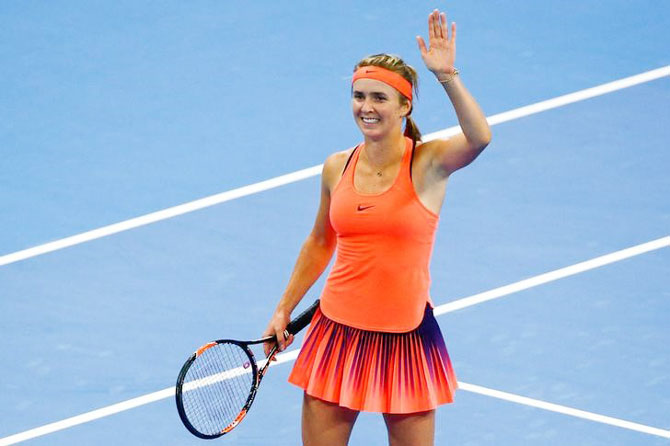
[[429, 10, 442, 40], [428, 9, 455, 43], [437, 11, 446, 39], [428, 10, 435, 39], [416, 35, 428, 55]]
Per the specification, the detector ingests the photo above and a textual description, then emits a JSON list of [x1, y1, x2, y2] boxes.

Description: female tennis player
[[263, 8, 491, 446]]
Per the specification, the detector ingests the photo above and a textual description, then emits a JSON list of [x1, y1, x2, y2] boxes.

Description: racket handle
[[285, 299, 320, 335]]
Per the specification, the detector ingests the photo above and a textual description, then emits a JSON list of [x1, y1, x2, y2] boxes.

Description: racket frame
[[175, 300, 318, 439], [175, 339, 265, 439]]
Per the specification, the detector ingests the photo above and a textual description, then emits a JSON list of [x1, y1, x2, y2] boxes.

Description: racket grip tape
[[285, 299, 320, 335]]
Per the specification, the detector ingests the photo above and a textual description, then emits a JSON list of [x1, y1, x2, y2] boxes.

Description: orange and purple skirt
[[288, 304, 458, 414]]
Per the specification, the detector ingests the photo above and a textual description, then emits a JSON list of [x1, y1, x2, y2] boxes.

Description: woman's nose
[[360, 98, 375, 113]]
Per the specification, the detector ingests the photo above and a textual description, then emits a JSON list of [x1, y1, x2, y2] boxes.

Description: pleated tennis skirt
[[288, 304, 458, 414]]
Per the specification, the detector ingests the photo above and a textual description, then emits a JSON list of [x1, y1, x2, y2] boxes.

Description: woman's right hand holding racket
[[262, 307, 294, 358]]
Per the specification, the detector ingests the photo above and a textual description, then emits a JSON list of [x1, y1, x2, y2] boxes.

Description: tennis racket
[[175, 299, 319, 439]]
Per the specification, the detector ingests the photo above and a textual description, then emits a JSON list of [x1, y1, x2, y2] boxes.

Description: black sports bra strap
[[409, 138, 416, 180], [341, 145, 359, 177]]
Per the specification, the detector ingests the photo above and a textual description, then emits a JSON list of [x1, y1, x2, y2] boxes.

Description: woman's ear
[[402, 101, 413, 118]]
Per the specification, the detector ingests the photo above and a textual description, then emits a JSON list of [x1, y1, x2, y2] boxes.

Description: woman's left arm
[[417, 9, 491, 176]]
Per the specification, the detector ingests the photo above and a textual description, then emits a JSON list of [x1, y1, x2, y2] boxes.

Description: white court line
[[1, 65, 668, 267], [0, 387, 175, 446], [1, 236, 669, 445], [458, 382, 670, 438], [430, 65, 670, 140], [433, 236, 670, 316], [0, 165, 321, 267]]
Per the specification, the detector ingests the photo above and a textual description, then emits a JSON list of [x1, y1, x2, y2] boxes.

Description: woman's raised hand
[[416, 9, 457, 78]]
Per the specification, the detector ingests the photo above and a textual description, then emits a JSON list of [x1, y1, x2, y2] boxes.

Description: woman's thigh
[[302, 393, 359, 446], [383, 410, 435, 446]]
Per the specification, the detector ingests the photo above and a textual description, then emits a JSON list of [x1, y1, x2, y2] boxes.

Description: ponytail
[[404, 116, 422, 143]]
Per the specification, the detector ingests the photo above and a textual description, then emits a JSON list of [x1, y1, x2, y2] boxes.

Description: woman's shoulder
[[321, 146, 358, 191], [323, 146, 356, 177]]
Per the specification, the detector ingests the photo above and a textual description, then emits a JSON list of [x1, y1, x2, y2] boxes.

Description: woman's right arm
[[262, 150, 347, 355]]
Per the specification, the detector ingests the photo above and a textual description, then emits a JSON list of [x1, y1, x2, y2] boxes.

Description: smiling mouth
[[361, 117, 380, 124]]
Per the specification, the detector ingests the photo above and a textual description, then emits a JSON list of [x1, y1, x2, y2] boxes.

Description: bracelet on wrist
[[437, 68, 460, 84]]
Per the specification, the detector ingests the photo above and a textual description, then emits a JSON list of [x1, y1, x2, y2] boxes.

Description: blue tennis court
[[1, 1, 669, 445]]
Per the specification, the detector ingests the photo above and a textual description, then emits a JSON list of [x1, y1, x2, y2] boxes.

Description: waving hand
[[416, 9, 457, 78]]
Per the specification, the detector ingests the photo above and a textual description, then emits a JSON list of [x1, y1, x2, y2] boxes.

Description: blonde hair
[[354, 53, 421, 142]]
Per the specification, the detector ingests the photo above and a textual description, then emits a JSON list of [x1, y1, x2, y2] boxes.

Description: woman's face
[[352, 78, 410, 140]]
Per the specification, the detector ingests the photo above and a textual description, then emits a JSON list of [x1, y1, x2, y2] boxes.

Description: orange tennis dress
[[288, 137, 458, 413]]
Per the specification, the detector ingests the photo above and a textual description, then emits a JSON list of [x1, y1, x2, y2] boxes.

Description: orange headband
[[352, 65, 413, 101]]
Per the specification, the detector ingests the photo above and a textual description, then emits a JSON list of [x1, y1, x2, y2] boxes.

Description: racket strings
[[181, 342, 255, 436]]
